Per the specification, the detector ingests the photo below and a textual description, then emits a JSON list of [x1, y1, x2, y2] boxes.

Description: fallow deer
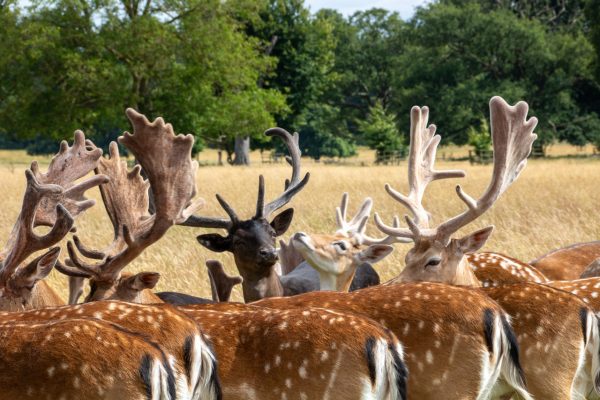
[[374, 96, 598, 399], [0, 300, 221, 400], [255, 281, 532, 400], [56, 108, 204, 302], [278, 193, 393, 293], [179, 303, 408, 400], [0, 130, 108, 310], [70, 271, 409, 399], [467, 252, 549, 286], [180, 128, 310, 302], [580, 259, 600, 279], [0, 317, 178, 399], [531, 241, 600, 280]]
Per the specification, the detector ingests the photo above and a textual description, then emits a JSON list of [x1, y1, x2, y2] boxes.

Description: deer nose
[[293, 232, 307, 240], [259, 248, 278, 261]]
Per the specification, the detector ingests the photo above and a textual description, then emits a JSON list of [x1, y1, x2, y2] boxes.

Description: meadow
[[1, 144, 599, 302]]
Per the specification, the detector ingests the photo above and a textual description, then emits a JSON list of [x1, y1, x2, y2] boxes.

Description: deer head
[[182, 128, 309, 301], [55, 109, 204, 301], [0, 131, 107, 309], [375, 96, 538, 286], [291, 193, 395, 291]]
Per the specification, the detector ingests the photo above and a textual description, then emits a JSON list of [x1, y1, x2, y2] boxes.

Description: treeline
[[1, 0, 599, 161]]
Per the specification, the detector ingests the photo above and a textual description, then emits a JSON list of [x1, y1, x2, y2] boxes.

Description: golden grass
[[1, 148, 600, 303]]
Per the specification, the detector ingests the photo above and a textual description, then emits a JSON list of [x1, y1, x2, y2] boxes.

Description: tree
[[393, 2, 597, 148], [358, 102, 404, 163], [0, 0, 286, 162]]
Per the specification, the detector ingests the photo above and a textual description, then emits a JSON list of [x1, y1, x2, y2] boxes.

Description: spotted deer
[[178, 303, 407, 400], [180, 128, 310, 302], [0, 131, 107, 310], [0, 317, 178, 400], [255, 281, 531, 400], [68, 272, 408, 399], [56, 108, 204, 302], [0, 300, 221, 400], [531, 242, 600, 280], [467, 252, 549, 286], [374, 96, 599, 399]]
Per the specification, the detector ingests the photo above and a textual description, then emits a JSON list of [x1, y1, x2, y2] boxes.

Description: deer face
[[2, 248, 59, 305], [399, 227, 493, 286], [292, 232, 393, 291], [85, 272, 160, 302], [197, 209, 294, 278]]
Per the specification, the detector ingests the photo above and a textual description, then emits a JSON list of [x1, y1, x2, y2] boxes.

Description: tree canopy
[[1, 0, 599, 159]]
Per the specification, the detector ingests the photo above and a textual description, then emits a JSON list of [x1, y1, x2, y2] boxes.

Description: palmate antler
[[0, 131, 107, 294], [375, 96, 538, 244], [182, 127, 309, 229], [57, 109, 204, 282]]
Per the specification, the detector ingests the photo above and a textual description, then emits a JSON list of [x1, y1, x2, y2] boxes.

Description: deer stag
[[374, 96, 599, 399], [181, 128, 310, 302], [0, 317, 182, 400], [0, 300, 221, 400], [0, 131, 107, 310], [57, 109, 204, 303]]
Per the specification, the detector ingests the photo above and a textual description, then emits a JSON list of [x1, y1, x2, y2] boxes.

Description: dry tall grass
[[1, 150, 599, 302]]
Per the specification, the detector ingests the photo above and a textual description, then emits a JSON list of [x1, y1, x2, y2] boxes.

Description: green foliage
[[467, 118, 492, 153], [358, 102, 405, 160]]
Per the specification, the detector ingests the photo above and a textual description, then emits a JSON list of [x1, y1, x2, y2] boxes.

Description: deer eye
[[333, 241, 347, 252], [425, 258, 441, 268]]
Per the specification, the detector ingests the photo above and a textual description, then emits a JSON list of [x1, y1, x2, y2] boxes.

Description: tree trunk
[[217, 150, 223, 166], [233, 135, 250, 166]]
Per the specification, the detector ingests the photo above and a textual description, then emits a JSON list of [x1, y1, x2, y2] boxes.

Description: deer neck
[[136, 289, 164, 304], [0, 281, 65, 311], [452, 256, 482, 287], [316, 268, 355, 292], [241, 266, 284, 302]]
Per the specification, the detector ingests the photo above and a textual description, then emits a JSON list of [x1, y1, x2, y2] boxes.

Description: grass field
[[1, 145, 600, 302]]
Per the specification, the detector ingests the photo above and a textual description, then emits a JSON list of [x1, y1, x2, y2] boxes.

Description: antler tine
[[32, 130, 109, 227], [335, 193, 374, 237], [435, 96, 538, 241], [262, 128, 310, 218], [384, 106, 465, 228], [255, 175, 266, 218], [216, 194, 239, 225], [64, 109, 205, 281], [0, 170, 75, 286], [361, 215, 411, 245]]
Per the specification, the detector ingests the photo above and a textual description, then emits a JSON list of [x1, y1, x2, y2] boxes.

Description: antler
[[334, 193, 404, 245], [206, 260, 242, 302], [257, 128, 310, 218], [375, 96, 537, 243], [181, 127, 309, 229], [60, 109, 204, 281], [31, 130, 108, 227], [0, 171, 74, 287]]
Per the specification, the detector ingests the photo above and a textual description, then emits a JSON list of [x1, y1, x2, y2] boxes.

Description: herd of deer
[[3, 96, 600, 399]]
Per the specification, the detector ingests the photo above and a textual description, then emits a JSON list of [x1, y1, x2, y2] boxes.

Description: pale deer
[[277, 193, 392, 293], [0, 300, 221, 400], [0, 317, 179, 399], [531, 242, 600, 280], [56, 108, 204, 302], [374, 96, 598, 399], [180, 128, 311, 302], [0, 130, 107, 310]]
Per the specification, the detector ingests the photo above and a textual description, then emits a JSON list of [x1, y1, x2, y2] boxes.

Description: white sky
[[304, 0, 432, 18]]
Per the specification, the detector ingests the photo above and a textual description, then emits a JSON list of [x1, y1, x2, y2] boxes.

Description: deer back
[[467, 252, 548, 286], [531, 241, 600, 280]]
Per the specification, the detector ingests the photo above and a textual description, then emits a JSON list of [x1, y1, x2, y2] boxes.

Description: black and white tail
[[365, 335, 408, 400], [184, 334, 222, 400], [572, 308, 600, 399]]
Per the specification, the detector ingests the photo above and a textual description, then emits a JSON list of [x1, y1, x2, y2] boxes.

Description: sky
[[303, 0, 431, 19]]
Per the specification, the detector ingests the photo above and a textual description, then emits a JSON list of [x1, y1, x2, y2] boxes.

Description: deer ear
[[127, 272, 161, 291], [357, 245, 394, 264], [270, 208, 294, 236], [197, 233, 233, 252], [457, 226, 494, 254], [15, 247, 60, 285]]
